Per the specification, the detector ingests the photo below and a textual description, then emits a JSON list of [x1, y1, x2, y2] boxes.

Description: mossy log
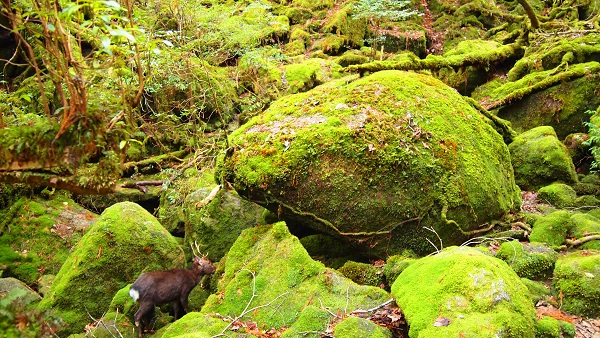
[[342, 41, 524, 76], [483, 61, 600, 111]]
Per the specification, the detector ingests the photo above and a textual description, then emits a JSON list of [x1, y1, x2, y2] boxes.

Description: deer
[[129, 242, 216, 338]]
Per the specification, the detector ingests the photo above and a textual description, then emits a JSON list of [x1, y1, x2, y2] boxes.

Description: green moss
[[337, 51, 370, 67], [201, 222, 390, 331], [382, 253, 416, 287], [552, 251, 600, 317], [281, 305, 330, 338], [509, 126, 578, 190], [529, 210, 573, 247], [495, 241, 558, 280], [83, 311, 135, 338], [535, 316, 562, 338], [333, 316, 391, 337], [218, 70, 521, 257], [38, 202, 185, 336], [392, 247, 536, 338], [158, 313, 230, 337], [509, 33, 600, 81], [496, 63, 600, 139], [569, 213, 600, 250], [537, 183, 577, 208], [322, 4, 366, 50], [283, 58, 342, 94], [338, 261, 383, 287], [520, 278, 551, 304], [0, 195, 97, 285]]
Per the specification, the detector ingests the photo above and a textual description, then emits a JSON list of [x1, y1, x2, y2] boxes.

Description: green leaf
[[162, 40, 174, 47], [119, 140, 127, 149], [47, 23, 55, 32], [103, 1, 121, 9], [109, 28, 136, 43], [19, 94, 31, 102]]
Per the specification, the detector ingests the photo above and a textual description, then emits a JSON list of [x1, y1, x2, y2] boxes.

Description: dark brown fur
[[129, 256, 216, 338]]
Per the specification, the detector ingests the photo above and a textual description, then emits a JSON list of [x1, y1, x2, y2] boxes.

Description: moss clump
[[495, 241, 558, 280], [201, 222, 390, 331], [391, 246, 536, 338], [537, 183, 577, 208], [337, 51, 370, 67], [333, 316, 391, 338], [535, 316, 562, 338], [338, 261, 383, 287], [509, 126, 578, 191], [552, 251, 600, 317], [382, 253, 416, 287], [218, 70, 521, 257], [283, 58, 343, 94], [39, 202, 185, 336], [0, 194, 97, 285], [569, 213, 600, 250], [520, 278, 551, 304], [529, 210, 573, 247]]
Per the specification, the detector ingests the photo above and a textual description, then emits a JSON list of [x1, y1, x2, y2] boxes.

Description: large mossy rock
[[552, 251, 600, 317], [494, 240, 558, 280], [508, 126, 578, 191], [159, 168, 267, 262], [0, 194, 97, 285], [217, 70, 521, 256], [199, 222, 390, 333], [39, 202, 185, 336], [391, 247, 536, 338]]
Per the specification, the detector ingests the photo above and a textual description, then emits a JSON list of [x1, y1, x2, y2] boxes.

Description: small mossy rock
[[495, 241, 558, 280], [574, 195, 600, 208], [537, 183, 577, 208], [201, 222, 390, 331], [333, 316, 392, 338], [0, 277, 41, 311], [108, 284, 136, 318], [529, 210, 573, 247], [509, 126, 578, 191], [0, 194, 97, 285], [382, 253, 416, 287], [391, 246, 536, 338], [152, 312, 229, 338], [535, 316, 565, 338], [280, 305, 331, 338], [39, 202, 185, 336], [570, 213, 600, 250], [552, 251, 600, 317], [283, 58, 343, 94], [160, 168, 266, 262], [218, 70, 521, 257], [338, 261, 384, 287], [520, 278, 551, 304]]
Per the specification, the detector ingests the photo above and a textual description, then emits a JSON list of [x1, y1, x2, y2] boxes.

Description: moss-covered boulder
[[529, 210, 573, 247], [39, 202, 185, 336], [552, 251, 600, 317], [338, 261, 384, 287], [201, 222, 390, 333], [0, 193, 97, 285], [333, 316, 392, 338], [382, 253, 416, 287], [508, 126, 578, 191], [391, 246, 536, 338], [570, 213, 600, 250], [495, 241, 558, 280], [158, 312, 231, 337], [0, 277, 49, 337], [159, 168, 266, 262], [217, 70, 521, 257], [537, 183, 577, 208]]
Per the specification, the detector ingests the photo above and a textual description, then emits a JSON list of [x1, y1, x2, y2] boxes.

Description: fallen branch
[[195, 184, 222, 208], [351, 299, 395, 315], [122, 149, 189, 174], [565, 234, 600, 247], [120, 180, 164, 193]]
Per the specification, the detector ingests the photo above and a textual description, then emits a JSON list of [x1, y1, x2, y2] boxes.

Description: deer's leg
[[134, 302, 154, 338]]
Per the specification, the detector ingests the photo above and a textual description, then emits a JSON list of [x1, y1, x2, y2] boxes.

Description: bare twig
[[565, 234, 600, 247]]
